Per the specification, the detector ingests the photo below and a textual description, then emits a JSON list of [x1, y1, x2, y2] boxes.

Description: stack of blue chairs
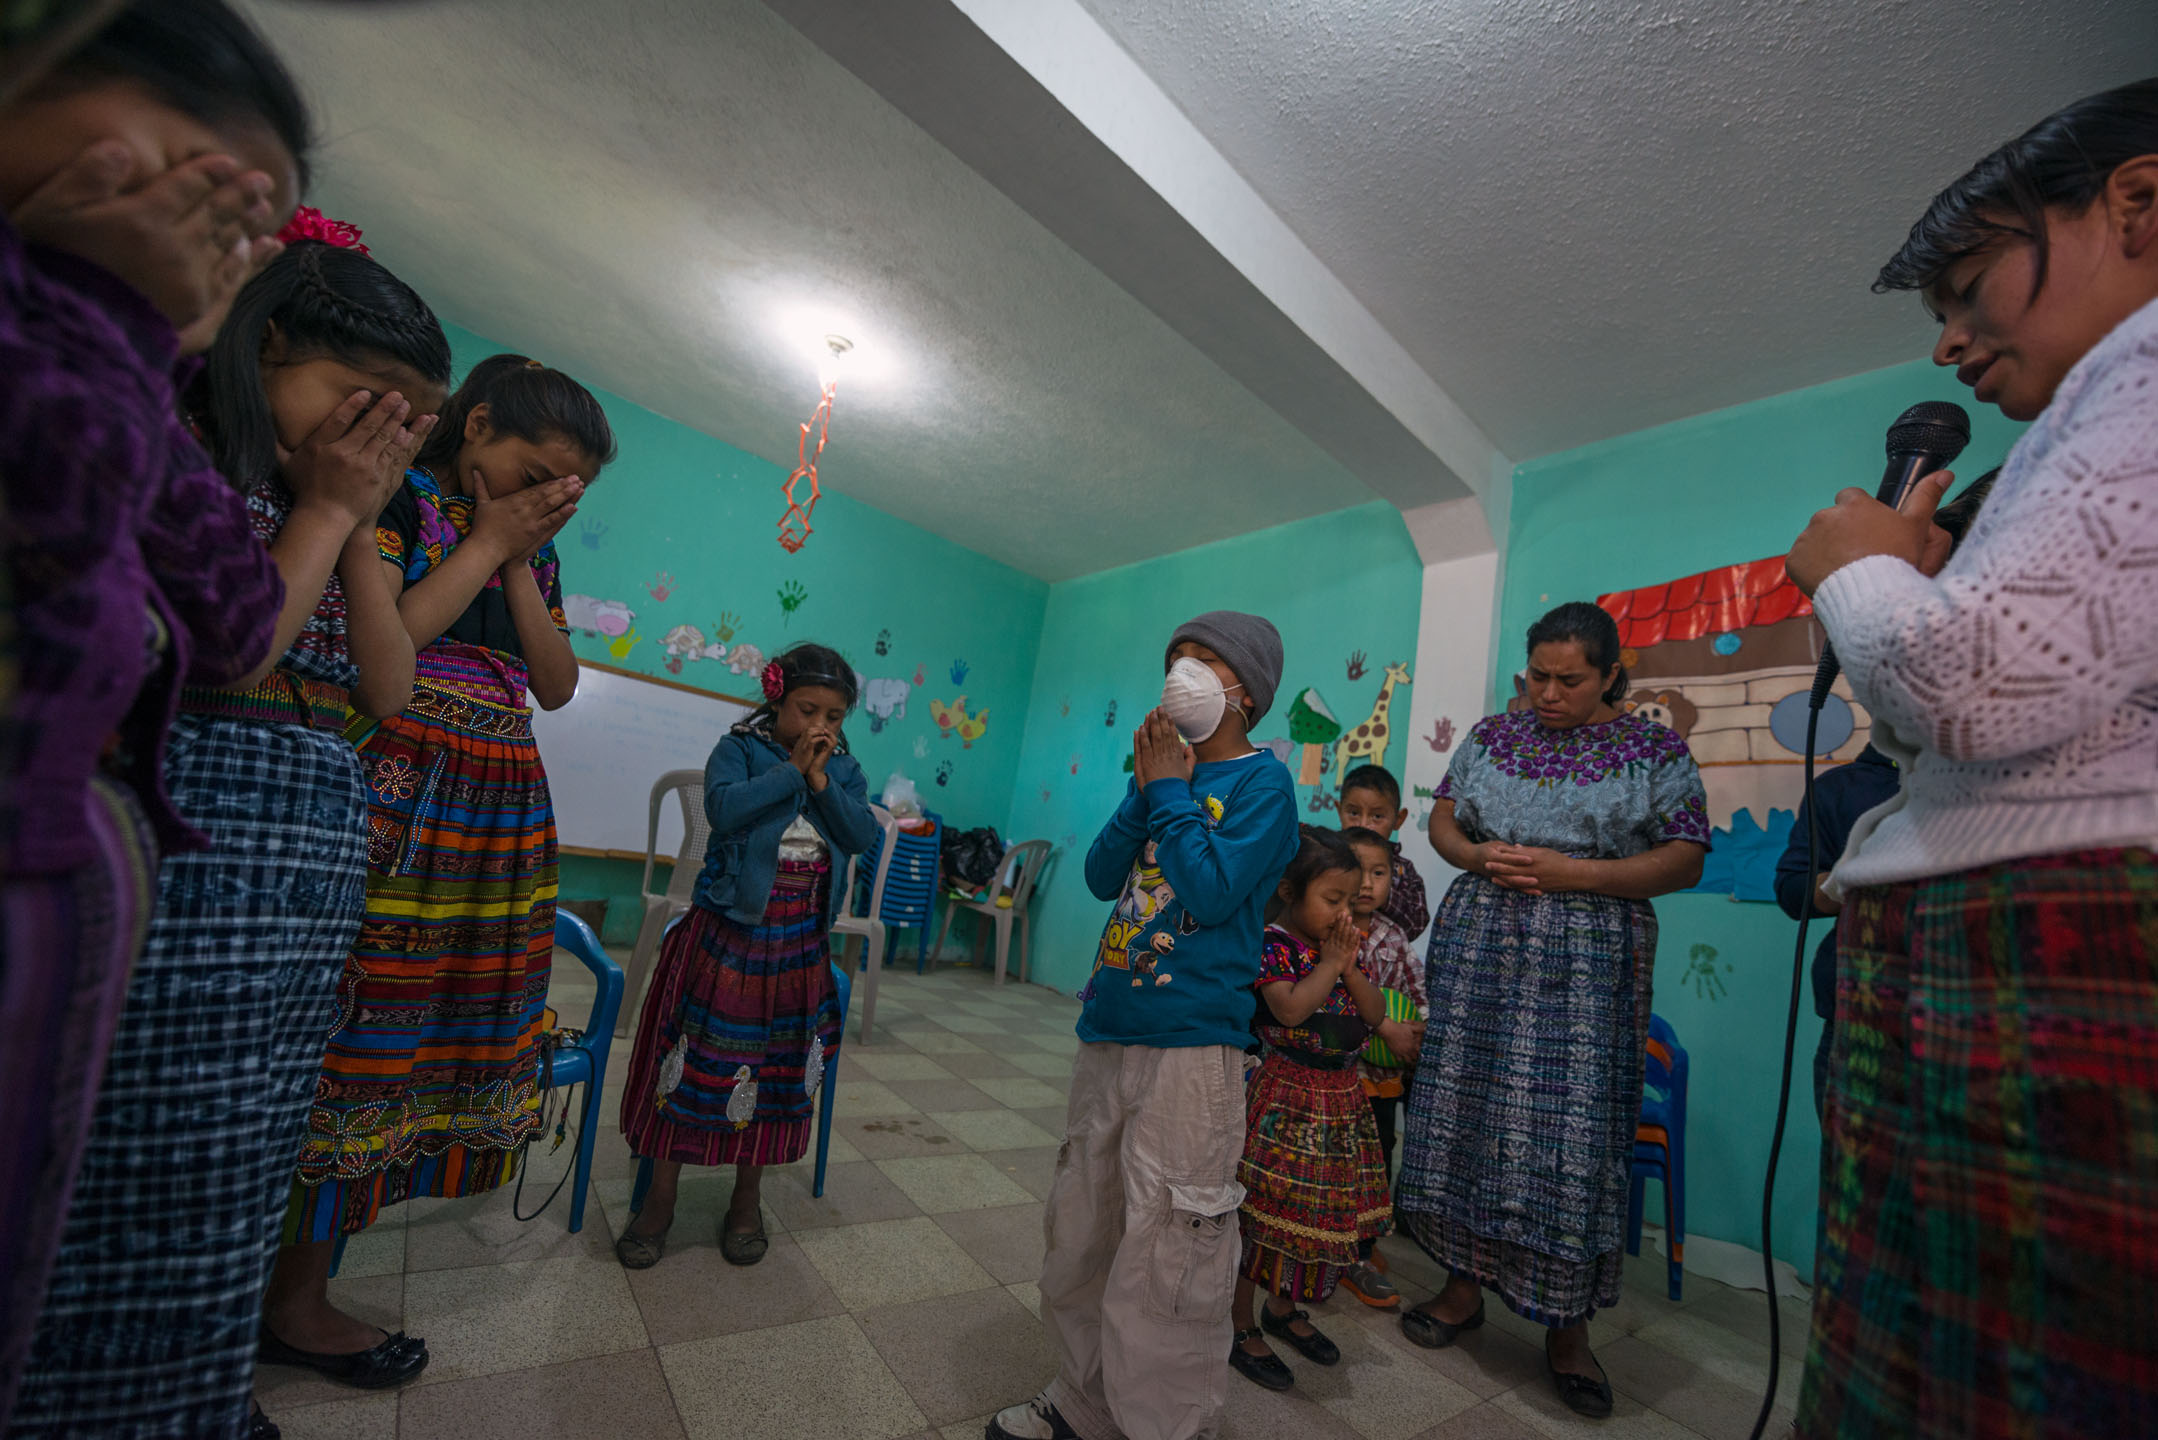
[[860, 806, 941, 969]]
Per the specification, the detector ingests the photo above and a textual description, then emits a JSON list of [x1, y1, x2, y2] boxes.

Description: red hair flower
[[276, 205, 370, 254], [761, 659, 786, 703]]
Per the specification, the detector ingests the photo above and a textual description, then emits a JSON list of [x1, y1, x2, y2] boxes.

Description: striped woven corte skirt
[[1798, 847, 2158, 1440], [287, 647, 553, 1239], [13, 713, 364, 1437], [1237, 1053, 1392, 1302], [0, 779, 154, 1426], [620, 860, 839, 1169], [1395, 872, 1653, 1328]]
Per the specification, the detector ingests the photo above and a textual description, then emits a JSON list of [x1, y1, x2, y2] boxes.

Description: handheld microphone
[[1807, 401, 1971, 708]]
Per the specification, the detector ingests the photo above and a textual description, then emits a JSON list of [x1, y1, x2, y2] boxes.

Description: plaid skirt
[[1238, 1052, 1391, 1296], [0, 779, 155, 1428], [1396, 872, 1654, 1327], [288, 652, 554, 1239], [13, 716, 364, 1438], [1798, 848, 2158, 1440], [620, 860, 840, 1169]]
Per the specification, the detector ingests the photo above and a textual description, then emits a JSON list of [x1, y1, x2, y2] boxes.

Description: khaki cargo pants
[[1041, 1041, 1247, 1440]]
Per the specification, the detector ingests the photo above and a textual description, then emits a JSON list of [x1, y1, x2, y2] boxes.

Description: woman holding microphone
[[1784, 77, 2158, 1440]]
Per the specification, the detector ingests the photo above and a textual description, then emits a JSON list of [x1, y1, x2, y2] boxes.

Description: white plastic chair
[[830, 803, 900, 1042], [616, 769, 709, 1038], [932, 839, 1053, 985]]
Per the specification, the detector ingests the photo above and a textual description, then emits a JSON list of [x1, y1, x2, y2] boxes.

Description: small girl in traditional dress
[[616, 643, 878, 1269], [1230, 825, 1392, 1392]]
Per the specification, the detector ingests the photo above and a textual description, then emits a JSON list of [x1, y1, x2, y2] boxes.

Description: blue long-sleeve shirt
[[1773, 746, 1900, 1021], [1076, 750, 1299, 1050]]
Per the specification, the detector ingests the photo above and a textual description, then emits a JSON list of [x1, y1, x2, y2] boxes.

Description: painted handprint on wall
[[777, 580, 807, 625], [1346, 649, 1367, 681], [579, 518, 608, 550], [714, 611, 741, 643], [647, 571, 677, 602], [949, 659, 970, 685], [875, 629, 891, 657], [609, 630, 640, 660], [1683, 942, 1730, 1001], [1426, 716, 1457, 753]]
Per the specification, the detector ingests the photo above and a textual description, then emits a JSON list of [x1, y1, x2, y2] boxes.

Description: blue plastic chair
[[629, 947, 854, 1208], [549, 910, 625, 1234], [1625, 1012, 1689, 1300], [331, 910, 622, 1273]]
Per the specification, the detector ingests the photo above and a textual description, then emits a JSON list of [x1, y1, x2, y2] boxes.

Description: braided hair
[[414, 353, 618, 482], [190, 240, 451, 493], [734, 643, 859, 755]]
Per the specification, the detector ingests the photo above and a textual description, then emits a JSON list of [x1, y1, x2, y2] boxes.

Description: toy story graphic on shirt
[[1095, 840, 1199, 988], [1092, 792, 1227, 988]]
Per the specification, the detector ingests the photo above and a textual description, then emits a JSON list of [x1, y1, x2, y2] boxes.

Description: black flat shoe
[[248, 1400, 280, 1440], [1400, 1297, 1485, 1349], [1546, 1336, 1614, 1419], [1229, 1329, 1294, 1391], [720, 1210, 769, 1266], [1259, 1305, 1340, 1365], [257, 1326, 429, 1389]]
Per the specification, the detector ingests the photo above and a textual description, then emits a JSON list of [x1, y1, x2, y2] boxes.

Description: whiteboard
[[531, 661, 755, 858]]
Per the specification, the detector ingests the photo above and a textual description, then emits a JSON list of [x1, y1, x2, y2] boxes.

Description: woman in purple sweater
[[0, 1, 306, 1425]]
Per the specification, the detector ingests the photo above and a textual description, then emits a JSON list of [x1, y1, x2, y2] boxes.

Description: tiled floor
[[257, 960, 1806, 1440]]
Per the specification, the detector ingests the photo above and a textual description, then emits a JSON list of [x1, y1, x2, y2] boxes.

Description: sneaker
[[987, 1397, 1080, 1440], [1340, 1263, 1401, 1308]]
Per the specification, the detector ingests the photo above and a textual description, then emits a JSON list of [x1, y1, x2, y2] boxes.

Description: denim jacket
[[694, 730, 878, 924]]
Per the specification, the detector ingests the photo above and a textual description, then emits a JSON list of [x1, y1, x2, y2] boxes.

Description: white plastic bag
[[883, 772, 924, 819]]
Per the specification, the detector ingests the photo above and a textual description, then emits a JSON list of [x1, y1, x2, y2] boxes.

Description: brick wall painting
[[1510, 555, 1871, 901]]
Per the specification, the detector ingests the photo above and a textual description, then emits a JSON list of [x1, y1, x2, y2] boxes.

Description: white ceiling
[[244, 0, 2158, 580], [1071, 0, 2158, 460], [240, 0, 1375, 582]]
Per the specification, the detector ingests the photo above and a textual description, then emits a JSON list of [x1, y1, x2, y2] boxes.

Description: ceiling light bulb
[[817, 333, 854, 387]]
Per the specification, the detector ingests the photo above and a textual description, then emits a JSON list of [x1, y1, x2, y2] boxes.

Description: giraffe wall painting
[[1334, 661, 1411, 778]]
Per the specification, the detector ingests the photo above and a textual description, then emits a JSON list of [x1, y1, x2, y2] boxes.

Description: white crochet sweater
[[1820, 293, 2158, 892]]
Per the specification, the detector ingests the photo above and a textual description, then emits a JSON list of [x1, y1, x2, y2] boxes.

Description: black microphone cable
[[1746, 679, 1828, 1440]]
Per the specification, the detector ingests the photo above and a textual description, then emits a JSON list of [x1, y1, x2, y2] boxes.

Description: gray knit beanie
[[1166, 611, 1284, 726]]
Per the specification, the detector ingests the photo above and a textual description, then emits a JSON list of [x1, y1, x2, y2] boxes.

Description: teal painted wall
[[436, 323, 1049, 917], [1501, 357, 2027, 1271], [1007, 501, 1426, 997]]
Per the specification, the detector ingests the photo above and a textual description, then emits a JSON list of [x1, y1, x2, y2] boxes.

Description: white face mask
[[1160, 656, 1244, 742]]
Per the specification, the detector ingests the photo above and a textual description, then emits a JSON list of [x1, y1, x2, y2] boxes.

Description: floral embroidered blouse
[[1253, 924, 1369, 1061], [375, 467, 567, 662], [1437, 709, 1710, 859]]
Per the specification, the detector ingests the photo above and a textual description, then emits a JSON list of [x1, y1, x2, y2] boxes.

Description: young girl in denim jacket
[[616, 642, 877, 1269]]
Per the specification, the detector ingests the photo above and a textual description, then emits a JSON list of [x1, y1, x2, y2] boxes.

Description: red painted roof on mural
[[1596, 555, 1812, 648]]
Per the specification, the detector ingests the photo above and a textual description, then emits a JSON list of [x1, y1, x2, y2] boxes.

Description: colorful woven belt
[[180, 670, 350, 730], [404, 680, 533, 739]]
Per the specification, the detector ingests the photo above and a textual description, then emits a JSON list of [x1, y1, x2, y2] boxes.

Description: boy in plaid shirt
[[1338, 765, 1429, 942], [1336, 826, 1425, 1308]]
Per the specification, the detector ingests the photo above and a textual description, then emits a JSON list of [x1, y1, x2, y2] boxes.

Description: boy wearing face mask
[[992, 612, 1298, 1440]]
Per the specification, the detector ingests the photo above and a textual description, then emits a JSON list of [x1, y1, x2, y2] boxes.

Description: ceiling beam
[[762, 0, 1506, 522]]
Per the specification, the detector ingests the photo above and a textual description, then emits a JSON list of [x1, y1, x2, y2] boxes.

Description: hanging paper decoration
[[776, 336, 850, 553]]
